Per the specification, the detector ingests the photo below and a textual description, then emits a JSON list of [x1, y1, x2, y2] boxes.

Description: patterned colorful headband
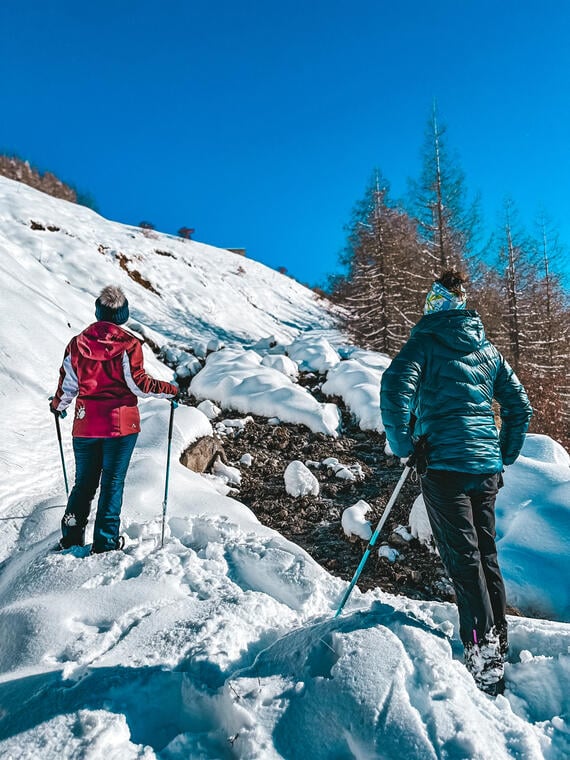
[[424, 281, 467, 314]]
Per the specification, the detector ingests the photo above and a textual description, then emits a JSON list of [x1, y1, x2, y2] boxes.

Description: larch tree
[[479, 201, 570, 448], [408, 103, 479, 273], [487, 198, 536, 373], [333, 171, 428, 354], [528, 213, 569, 373], [522, 213, 570, 444]]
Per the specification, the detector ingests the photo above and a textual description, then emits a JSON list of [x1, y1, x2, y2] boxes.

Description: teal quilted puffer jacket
[[380, 310, 533, 474]]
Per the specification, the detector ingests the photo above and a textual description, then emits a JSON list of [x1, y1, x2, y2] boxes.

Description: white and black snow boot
[[464, 628, 505, 696], [496, 620, 509, 661]]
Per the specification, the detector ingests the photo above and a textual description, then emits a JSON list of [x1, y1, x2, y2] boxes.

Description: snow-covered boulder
[[286, 335, 340, 373], [410, 494, 433, 547], [378, 544, 400, 563], [322, 457, 364, 482], [206, 338, 224, 353], [174, 355, 202, 380], [248, 335, 280, 353], [344, 347, 392, 370], [160, 345, 203, 380], [261, 353, 299, 380], [213, 459, 241, 486], [284, 460, 320, 498], [221, 416, 254, 431], [393, 525, 413, 542], [342, 500, 372, 540], [197, 399, 221, 419], [161, 344, 183, 365]]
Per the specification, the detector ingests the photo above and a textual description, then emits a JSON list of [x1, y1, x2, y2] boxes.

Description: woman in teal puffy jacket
[[380, 270, 532, 696]]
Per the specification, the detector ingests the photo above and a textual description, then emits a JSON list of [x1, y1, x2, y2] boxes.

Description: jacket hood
[[411, 310, 487, 353], [76, 322, 136, 360]]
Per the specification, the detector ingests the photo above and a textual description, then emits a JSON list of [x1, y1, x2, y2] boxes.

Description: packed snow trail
[[0, 517, 568, 759]]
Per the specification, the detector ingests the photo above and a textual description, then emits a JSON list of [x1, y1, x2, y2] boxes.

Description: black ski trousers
[[420, 469, 506, 646]]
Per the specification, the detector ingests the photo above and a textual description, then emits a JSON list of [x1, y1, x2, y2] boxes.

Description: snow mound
[[341, 500, 372, 540], [0, 710, 153, 760], [284, 461, 320, 498], [496, 434, 570, 620], [191, 349, 340, 436], [1, 491, 570, 759], [213, 459, 241, 486], [260, 353, 299, 379], [410, 494, 434, 547], [286, 335, 340, 373], [322, 456, 365, 482], [196, 399, 221, 419], [322, 351, 390, 433], [223, 606, 560, 760]]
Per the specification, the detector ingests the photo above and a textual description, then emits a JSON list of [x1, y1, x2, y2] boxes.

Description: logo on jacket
[[76, 404, 86, 420]]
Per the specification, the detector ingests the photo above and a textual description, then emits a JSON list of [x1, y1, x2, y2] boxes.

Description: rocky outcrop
[[0, 155, 77, 203], [180, 436, 227, 473]]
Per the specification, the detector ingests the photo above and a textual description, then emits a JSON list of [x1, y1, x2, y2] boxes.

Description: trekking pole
[[160, 399, 178, 548], [334, 455, 415, 618], [50, 399, 69, 497]]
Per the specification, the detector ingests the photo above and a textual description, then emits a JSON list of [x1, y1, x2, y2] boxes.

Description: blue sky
[[1, 1, 569, 286]]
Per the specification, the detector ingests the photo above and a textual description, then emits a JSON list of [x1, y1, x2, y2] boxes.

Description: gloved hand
[[48, 398, 67, 419], [409, 435, 429, 476], [169, 381, 180, 407], [405, 449, 417, 469]]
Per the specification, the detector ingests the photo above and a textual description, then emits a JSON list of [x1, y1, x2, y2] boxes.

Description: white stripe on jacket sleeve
[[122, 351, 172, 399], [57, 354, 79, 410]]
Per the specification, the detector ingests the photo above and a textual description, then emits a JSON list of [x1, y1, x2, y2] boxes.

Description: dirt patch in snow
[[222, 414, 454, 602], [181, 371, 457, 605], [174, 358, 522, 614]]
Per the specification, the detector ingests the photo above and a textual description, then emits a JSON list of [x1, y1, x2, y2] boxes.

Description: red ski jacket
[[51, 322, 177, 437]]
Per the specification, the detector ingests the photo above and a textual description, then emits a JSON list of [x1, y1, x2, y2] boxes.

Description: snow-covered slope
[[1, 178, 569, 759], [0, 175, 338, 556], [0, 176, 336, 350]]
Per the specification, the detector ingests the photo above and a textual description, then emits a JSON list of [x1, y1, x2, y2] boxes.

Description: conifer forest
[[330, 109, 570, 449]]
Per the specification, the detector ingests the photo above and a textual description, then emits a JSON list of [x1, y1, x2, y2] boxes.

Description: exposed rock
[[180, 436, 227, 473], [0, 155, 77, 202]]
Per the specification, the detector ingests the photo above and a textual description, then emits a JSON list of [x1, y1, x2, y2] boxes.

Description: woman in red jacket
[[50, 285, 178, 553]]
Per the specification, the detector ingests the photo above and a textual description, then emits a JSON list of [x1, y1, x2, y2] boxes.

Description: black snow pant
[[420, 469, 506, 646]]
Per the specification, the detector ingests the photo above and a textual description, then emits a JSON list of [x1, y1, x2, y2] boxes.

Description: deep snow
[[0, 177, 569, 759]]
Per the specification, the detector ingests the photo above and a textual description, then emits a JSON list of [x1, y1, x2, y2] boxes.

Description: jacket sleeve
[[493, 357, 533, 465], [122, 340, 178, 399], [51, 340, 79, 412], [380, 339, 423, 458]]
